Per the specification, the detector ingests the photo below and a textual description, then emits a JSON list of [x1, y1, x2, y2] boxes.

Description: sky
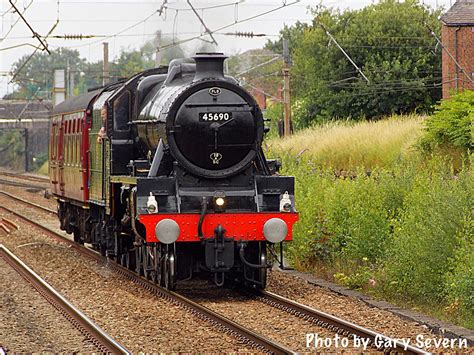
[[0, 0, 453, 97]]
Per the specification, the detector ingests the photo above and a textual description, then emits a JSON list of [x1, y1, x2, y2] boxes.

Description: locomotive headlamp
[[279, 191, 292, 212], [213, 192, 226, 212], [263, 218, 288, 243], [155, 219, 180, 244], [147, 193, 158, 214]]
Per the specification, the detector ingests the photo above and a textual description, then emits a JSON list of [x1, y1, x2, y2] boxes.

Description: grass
[[266, 114, 473, 329], [266, 115, 424, 171], [37, 161, 49, 176]]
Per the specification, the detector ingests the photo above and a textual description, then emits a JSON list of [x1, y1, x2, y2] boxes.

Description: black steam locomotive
[[49, 53, 298, 290]]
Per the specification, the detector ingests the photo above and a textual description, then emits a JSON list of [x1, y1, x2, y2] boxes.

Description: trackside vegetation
[[267, 94, 473, 328]]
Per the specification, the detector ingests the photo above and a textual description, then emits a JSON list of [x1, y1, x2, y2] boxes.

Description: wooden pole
[[103, 42, 109, 86], [155, 30, 162, 67], [282, 39, 291, 137]]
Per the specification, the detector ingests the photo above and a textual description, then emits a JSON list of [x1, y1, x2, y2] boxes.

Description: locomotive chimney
[[193, 52, 227, 81]]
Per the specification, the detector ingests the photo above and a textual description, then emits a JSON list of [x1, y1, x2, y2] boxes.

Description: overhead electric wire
[[9, 13, 60, 83], [236, 56, 282, 77], [49, 0, 168, 49], [0, 0, 34, 42], [239, 78, 283, 103], [425, 23, 473, 84], [166, 1, 243, 12], [8, 0, 51, 54], [158, 0, 301, 51], [187, 0, 218, 46], [0, 42, 38, 51]]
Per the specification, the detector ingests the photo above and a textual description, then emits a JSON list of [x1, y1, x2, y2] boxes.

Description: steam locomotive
[[49, 53, 298, 290]]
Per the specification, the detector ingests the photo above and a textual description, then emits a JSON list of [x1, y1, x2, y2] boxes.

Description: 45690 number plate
[[199, 112, 232, 122]]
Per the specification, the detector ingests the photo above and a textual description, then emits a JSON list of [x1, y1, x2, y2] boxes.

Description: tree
[[267, 0, 442, 126], [7, 48, 86, 99], [114, 35, 186, 78], [5, 35, 187, 99]]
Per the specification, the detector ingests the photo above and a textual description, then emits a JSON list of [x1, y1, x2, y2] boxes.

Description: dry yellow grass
[[267, 115, 425, 170], [37, 160, 49, 176]]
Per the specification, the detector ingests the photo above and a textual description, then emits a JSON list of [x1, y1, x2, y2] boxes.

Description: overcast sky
[[0, 0, 453, 97]]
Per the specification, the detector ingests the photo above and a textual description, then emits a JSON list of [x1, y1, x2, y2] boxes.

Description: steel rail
[[257, 290, 429, 355], [0, 244, 130, 354], [0, 178, 45, 190], [0, 190, 58, 216], [0, 171, 49, 184], [0, 190, 56, 215], [0, 204, 295, 354]]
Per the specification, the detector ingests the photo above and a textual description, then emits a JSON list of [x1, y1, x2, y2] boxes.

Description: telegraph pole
[[24, 128, 28, 172], [282, 39, 292, 137], [69, 64, 76, 97], [103, 42, 109, 86], [155, 30, 162, 67]]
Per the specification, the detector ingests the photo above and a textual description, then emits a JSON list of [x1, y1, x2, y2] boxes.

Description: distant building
[[0, 100, 52, 171], [247, 88, 267, 109], [440, 0, 474, 98]]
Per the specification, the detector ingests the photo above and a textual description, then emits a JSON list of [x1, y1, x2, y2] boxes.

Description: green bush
[[381, 160, 472, 306], [263, 102, 283, 139], [272, 147, 473, 326], [420, 90, 474, 152], [444, 172, 474, 327]]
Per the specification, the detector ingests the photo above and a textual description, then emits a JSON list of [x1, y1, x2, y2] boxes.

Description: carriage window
[[76, 135, 79, 165], [113, 91, 131, 131], [68, 136, 71, 164], [65, 135, 68, 164], [73, 135, 77, 165]]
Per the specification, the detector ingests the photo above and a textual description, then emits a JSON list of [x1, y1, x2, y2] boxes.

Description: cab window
[[113, 91, 131, 131]]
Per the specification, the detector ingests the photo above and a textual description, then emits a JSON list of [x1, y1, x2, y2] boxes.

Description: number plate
[[199, 112, 232, 122]]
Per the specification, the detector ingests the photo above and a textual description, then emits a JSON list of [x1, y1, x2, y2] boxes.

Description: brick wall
[[247, 87, 267, 109], [441, 25, 474, 98]]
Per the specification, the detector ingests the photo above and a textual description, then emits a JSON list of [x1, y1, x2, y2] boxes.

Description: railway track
[[0, 203, 294, 354], [0, 171, 49, 184], [255, 290, 428, 354], [0, 244, 129, 354], [0, 177, 46, 190], [0, 190, 56, 215], [0, 192, 430, 354]]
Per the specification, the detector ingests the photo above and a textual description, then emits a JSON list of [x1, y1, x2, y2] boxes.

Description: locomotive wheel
[[121, 249, 136, 270], [142, 245, 156, 280], [135, 246, 144, 276], [242, 242, 267, 289], [257, 244, 267, 290], [149, 244, 161, 284], [120, 253, 128, 267], [142, 246, 149, 279], [162, 248, 176, 291], [73, 227, 84, 245]]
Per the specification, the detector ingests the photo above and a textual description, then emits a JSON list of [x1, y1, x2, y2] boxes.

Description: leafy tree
[[6, 35, 186, 99], [420, 90, 474, 152], [265, 22, 309, 56], [267, 0, 442, 125], [0, 130, 25, 171], [7, 48, 86, 99]]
